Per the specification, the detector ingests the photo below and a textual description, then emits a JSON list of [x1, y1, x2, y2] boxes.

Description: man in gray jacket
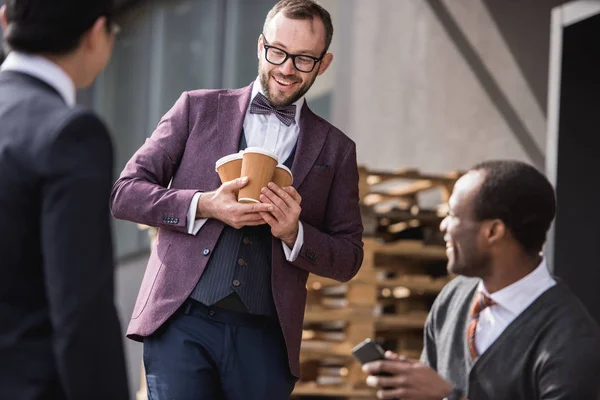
[[363, 160, 600, 400]]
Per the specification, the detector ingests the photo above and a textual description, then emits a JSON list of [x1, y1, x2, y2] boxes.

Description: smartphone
[[352, 338, 393, 378], [352, 338, 386, 365]]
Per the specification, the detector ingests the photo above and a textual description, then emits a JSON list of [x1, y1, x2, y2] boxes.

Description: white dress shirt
[[187, 77, 306, 262], [475, 259, 556, 355], [1, 51, 76, 107]]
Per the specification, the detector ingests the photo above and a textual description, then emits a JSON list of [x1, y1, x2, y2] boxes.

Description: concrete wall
[[329, 0, 565, 173]]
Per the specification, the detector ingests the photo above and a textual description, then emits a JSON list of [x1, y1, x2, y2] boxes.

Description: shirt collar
[[478, 258, 556, 316], [251, 76, 304, 126], [1, 52, 76, 107]]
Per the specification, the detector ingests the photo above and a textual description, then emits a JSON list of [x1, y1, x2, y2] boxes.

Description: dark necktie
[[467, 292, 496, 360], [249, 92, 296, 126]]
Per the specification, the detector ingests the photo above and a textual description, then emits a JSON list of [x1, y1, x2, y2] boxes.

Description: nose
[[439, 216, 448, 233], [280, 57, 296, 75]]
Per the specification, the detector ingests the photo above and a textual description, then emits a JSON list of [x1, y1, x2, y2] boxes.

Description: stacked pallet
[[292, 167, 461, 399]]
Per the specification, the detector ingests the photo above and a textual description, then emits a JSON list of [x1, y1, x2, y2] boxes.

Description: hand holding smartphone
[[351, 338, 392, 376]]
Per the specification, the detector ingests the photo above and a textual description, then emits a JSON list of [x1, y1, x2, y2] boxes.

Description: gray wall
[[331, 0, 566, 173]]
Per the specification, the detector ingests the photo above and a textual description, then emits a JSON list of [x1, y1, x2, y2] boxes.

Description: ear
[[484, 219, 506, 245], [257, 35, 264, 59], [316, 53, 333, 76], [81, 17, 108, 51], [0, 5, 8, 32]]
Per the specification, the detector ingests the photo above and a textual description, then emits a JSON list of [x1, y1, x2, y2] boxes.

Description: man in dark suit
[[0, 1, 129, 399], [110, 0, 364, 398]]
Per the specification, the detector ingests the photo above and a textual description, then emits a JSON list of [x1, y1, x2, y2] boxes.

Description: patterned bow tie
[[249, 92, 296, 126]]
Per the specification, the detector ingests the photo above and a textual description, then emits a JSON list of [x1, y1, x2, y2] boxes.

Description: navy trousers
[[143, 299, 297, 400]]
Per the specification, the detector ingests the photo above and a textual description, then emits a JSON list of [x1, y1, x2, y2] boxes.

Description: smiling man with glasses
[[110, 0, 364, 399]]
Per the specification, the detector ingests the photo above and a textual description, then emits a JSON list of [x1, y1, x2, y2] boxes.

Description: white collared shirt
[[186, 77, 306, 262], [475, 259, 557, 355], [1, 51, 76, 107]]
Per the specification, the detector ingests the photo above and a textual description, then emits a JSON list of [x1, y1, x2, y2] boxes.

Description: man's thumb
[[225, 176, 249, 191]]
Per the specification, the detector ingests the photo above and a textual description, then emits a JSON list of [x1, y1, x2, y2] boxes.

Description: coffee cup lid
[[275, 164, 293, 184], [215, 152, 243, 170], [243, 147, 279, 162]]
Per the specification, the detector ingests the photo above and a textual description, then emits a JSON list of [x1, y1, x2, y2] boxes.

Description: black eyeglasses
[[261, 34, 325, 73]]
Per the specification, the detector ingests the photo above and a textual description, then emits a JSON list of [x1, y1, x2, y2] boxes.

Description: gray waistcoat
[[190, 133, 296, 316]]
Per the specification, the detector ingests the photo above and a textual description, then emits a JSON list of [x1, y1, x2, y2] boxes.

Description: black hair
[[3, 0, 115, 55], [471, 160, 556, 254]]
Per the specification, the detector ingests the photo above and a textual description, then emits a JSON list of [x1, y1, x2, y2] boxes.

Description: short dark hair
[[3, 0, 115, 55], [470, 160, 556, 254], [264, 0, 334, 54]]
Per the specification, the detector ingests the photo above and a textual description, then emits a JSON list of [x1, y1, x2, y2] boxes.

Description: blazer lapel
[[292, 103, 329, 189], [217, 84, 253, 156]]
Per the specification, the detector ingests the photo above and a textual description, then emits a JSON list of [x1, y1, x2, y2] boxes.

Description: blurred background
[[2, 1, 599, 398]]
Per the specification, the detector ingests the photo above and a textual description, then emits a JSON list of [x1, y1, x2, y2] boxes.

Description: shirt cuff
[[282, 222, 304, 262], [187, 192, 207, 235]]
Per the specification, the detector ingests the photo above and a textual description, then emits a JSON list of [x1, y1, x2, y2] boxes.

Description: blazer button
[[233, 280, 241, 287], [243, 237, 251, 245], [238, 258, 246, 266], [203, 249, 210, 256], [208, 309, 215, 317]]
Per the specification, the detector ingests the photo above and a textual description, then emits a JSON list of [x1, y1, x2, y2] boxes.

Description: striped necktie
[[467, 292, 496, 360]]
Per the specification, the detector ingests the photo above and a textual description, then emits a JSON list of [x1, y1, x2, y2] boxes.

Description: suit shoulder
[[185, 87, 246, 102], [542, 282, 600, 336], [49, 107, 110, 145]]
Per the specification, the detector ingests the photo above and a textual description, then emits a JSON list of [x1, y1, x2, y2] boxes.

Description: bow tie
[[249, 92, 296, 126]]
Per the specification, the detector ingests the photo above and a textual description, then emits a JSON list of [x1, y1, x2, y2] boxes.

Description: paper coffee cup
[[272, 164, 293, 187], [215, 152, 243, 184], [238, 147, 279, 203]]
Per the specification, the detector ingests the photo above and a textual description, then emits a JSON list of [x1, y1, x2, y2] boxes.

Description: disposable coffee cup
[[272, 164, 293, 187], [238, 147, 279, 203], [215, 152, 243, 184]]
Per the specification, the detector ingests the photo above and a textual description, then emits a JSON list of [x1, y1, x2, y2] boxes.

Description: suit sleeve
[[41, 111, 129, 400], [110, 91, 198, 233], [289, 142, 364, 282]]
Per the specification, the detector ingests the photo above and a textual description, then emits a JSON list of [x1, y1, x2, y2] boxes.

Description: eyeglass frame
[[260, 34, 326, 73]]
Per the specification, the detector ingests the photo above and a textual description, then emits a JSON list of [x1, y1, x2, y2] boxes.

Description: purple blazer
[[110, 84, 364, 377]]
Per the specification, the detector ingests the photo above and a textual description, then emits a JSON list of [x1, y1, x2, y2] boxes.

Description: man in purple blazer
[[111, 0, 363, 398]]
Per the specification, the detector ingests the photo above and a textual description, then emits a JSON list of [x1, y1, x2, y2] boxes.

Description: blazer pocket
[[131, 243, 171, 319], [310, 165, 334, 178]]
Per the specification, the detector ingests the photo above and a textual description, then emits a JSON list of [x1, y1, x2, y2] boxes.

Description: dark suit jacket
[[0, 71, 129, 400], [110, 84, 364, 377]]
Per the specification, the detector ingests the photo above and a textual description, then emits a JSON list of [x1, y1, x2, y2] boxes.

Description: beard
[[259, 65, 318, 107]]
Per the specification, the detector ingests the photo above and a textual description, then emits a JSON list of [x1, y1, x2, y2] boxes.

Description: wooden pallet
[[293, 237, 450, 398]]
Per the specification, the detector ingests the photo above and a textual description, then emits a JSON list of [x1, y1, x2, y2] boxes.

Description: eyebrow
[[267, 39, 321, 57]]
